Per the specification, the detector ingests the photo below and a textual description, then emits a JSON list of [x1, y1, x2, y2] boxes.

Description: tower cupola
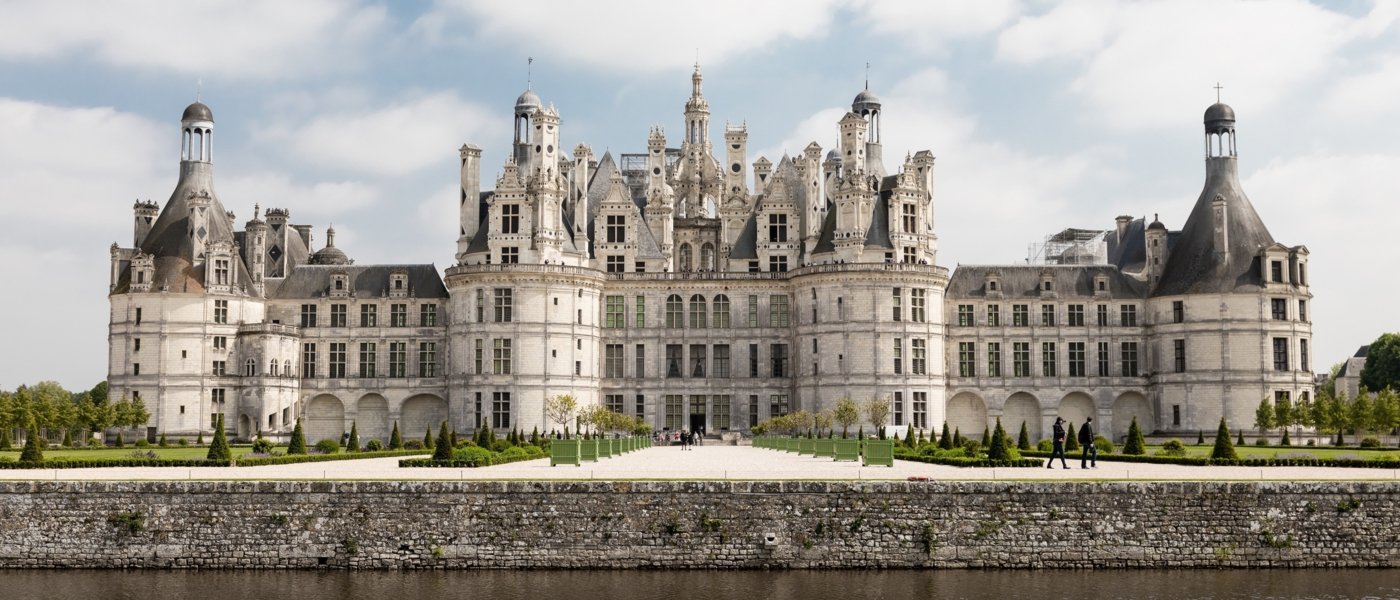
[[180, 101, 214, 163]]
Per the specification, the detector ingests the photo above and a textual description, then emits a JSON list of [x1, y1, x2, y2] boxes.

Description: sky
[[1, 0, 1398, 391]]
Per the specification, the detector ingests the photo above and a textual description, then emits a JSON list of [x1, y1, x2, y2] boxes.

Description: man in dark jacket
[[1079, 417, 1098, 469], [1048, 417, 1069, 469]]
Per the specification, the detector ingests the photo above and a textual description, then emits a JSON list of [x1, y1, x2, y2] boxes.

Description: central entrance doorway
[[688, 394, 706, 434]]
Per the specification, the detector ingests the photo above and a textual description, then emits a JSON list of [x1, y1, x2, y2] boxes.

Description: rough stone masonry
[[0, 480, 1396, 569]]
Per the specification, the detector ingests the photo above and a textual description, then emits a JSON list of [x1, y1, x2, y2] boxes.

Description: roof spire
[[527, 56, 533, 90], [865, 62, 870, 90], [196, 78, 202, 102]]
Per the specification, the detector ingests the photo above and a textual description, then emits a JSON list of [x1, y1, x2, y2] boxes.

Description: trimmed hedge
[[237, 449, 429, 467], [894, 449, 1041, 468], [0, 459, 233, 469], [1019, 450, 1400, 468], [400, 445, 546, 468]]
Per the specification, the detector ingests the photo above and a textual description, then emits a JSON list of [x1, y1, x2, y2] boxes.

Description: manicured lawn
[[1145, 444, 1400, 460], [0, 446, 266, 462]]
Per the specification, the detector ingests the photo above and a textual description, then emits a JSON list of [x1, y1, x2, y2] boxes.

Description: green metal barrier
[[862, 439, 895, 467], [833, 439, 861, 462], [798, 438, 815, 455], [551, 439, 581, 467], [580, 438, 598, 462], [813, 438, 835, 458]]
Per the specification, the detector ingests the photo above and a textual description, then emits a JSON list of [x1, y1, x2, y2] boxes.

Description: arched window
[[712, 294, 730, 328], [269, 359, 278, 376], [700, 243, 715, 271], [689, 294, 707, 329], [244, 359, 256, 377], [665, 294, 684, 328], [284, 360, 293, 377], [679, 244, 692, 272]]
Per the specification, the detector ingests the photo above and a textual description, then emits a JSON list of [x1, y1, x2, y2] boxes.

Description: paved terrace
[[2, 445, 1399, 481]]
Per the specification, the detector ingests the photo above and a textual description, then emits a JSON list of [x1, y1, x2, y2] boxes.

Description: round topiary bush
[[314, 439, 341, 454], [1254, 437, 1270, 446], [1093, 436, 1115, 454], [251, 438, 275, 454], [1036, 438, 1053, 452], [499, 446, 530, 461], [403, 440, 424, 450], [1360, 437, 1381, 448], [134, 439, 150, 448], [1159, 439, 1187, 457], [365, 439, 384, 451], [452, 446, 495, 466]]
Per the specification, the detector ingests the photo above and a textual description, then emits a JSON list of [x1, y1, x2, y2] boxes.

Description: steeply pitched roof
[[946, 264, 1147, 299], [1153, 158, 1276, 296], [270, 264, 448, 299]]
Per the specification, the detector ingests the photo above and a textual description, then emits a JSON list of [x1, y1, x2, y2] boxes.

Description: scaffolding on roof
[[1026, 227, 1109, 265]]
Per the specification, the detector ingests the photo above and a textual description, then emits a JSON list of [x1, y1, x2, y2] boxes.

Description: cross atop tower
[[527, 57, 533, 90], [1214, 82, 1223, 103], [865, 62, 870, 89]]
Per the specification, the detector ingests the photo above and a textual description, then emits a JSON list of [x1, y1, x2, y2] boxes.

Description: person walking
[[1079, 417, 1098, 469], [1049, 417, 1069, 469]]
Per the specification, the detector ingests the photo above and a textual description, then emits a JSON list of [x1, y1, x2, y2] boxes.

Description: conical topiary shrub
[[347, 421, 360, 452], [434, 421, 453, 461], [1123, 416, 1147, 455], [939, 422, 953, 450], [904, 427, 914, 448], [952, 427, 964, 448], [1237, 429, 1245, 446], [1017, 422, 1031, 451], [987, 418, 1011, 461], [389, 420, 403, 450], [19, 416, 43, 463], [115, 431, 125, 448], [1211, 417, 1239, 461], [206, 414, 231, 461], [0, 428, 11, 451], [1196, 430, 1205, 445], [1280, 429, 1291, 446], [196, 431, 204, 446], [423, 427, 434, 449], [1065, 423, 1079, 452], [288, 419, 307, 455], [157, 432, 167, 448], [62, 429, 73, 448], [982, 426, 990, 444]]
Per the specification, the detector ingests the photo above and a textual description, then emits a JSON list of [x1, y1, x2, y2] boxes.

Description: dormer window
[[330, 271, 351, 297], [335, 279, 344, 290], [395, 279, 403, 290], [1271, 260, 1283, 283], [389, 270, 409, 298], [1043, 281, 1052, 291]]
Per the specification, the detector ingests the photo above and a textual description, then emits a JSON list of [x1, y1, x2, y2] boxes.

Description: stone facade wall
[[1, 481, 1396, 569]]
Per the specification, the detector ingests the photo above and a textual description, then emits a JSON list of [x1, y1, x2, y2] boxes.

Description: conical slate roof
[[1153, 157, 1274, 296]]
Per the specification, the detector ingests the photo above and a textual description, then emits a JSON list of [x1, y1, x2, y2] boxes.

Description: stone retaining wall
[[0, 481, 1396, 569]]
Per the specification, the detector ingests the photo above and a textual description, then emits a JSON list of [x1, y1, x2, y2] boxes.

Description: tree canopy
[[1361, 332, 1400, 393]]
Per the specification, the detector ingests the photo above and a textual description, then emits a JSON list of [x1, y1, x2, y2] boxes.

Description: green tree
[[1196, 430, 1205, 445], [433, 421, 452, 461], [863, 396, 891, 439], [903, 426, 915, 448], [938, 422, 953, 450], [1211, 417, 1238, 461], [0, 427, 10, 451], [1274, 394, 1294, 438], [1017, 421, 1031, 450], [1065, 422, 1079, 452], [1360, 332, 1400, 393], [61, 429, 73, 447], [1253, 396, 1275, 435], [206, 414, 231, 461], [833, 397, 859, 438], [981, 426, 990, 444], [423, 427, 434, 450], [115, 431, 125, 448], [347, 421, 360, 452], [544, 394, 578, 438], [1374, 388, 1400, 443], [1123, 416, 1147, 455], [1350, 389, 1374, 441], [19, 415, 43, 463], [287, 419, 307, 455], [389, 420, 403, 450], [952, 427, 964, 447], [1236, 429, 1244, 446], [987, 418, 1011, 461]]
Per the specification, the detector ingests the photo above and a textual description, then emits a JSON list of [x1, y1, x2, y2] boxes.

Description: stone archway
[[945, 392, 987, 439], [237, 413, 254, 442], [1112, 392, 1154, 440], [1056, 392, 1096, 433], [357, 394, 390, 444], [401, 394, 448, 440], [304, 394, 345, 445], [1003, 392, 1042, 442]]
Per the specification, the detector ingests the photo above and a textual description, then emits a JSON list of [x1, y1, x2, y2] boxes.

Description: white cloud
[[996, 0, 1365, 131], [0, 0, 386, 80], [0, 244, 109, 390], [429, 0, 845, 71], [1322, 53, 1400, 119], [254, 92, 505, 176], [220, 173, 381, 224], [854, 0, 1023, 52]]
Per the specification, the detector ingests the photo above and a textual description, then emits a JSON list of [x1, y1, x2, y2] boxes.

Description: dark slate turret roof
[[947, 265, 1147, 299], [269, 264, 448, 299], [1153, 157, 1275, 296], [182, 101, 213, 122]]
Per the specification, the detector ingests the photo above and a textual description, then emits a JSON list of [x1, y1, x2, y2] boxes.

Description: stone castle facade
[[106, 69, 1313, 444]]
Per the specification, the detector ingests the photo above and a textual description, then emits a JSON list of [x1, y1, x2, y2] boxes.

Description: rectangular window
[[1013, 304, 1029, 327], [1121, 342, 1139, 377], [213, 300, 228, 324], [358, 342, 377, 378], [749, 343, 760, 377], [892, 288, 902, 322], [911, 339, 927, 375], [1068, 341, 1086, 377], [133, 338, 141, 352], [1300, 338, 1310, 372], [1040, 304, 1055, 327], [768, 255, 788, 273], [910, 289, 926, 323], [213, 259, 229, 285], [912, 392, 928, 429], [360, 304, 377, 327], [1067, 304, 1084, 327], [769, 295, 790, 327], [635, 344, 645, 378], [665, 395, 684, 430], [494, 289, 513, 323], [300, 304, 317, 328], [1097, 341, 1110, 377], [605, 295, 625, 328], [635, 295, 646, 328], [957, 304, 974, 327], [210, 360, 226, 376], [958, 342, 976, 377], [749, 395, 760, 427], [713, 344, 730, 378], [1174, 339, 1186, 373], [605, 394, 624, 414], [420, 304, 438, 327], [893, 392, 904, 426], [390, 342, 407, 378], [1271, 298, 1287, 321], [1172, 300, 1185, 323], [492, 392, 511, 429], [771, 344, 789, 378], [135, 307, 142, 325], [1041, 342, 1057, 377], [606, 255, 625, 273], [893, 338, 903, 375], [606, 214, 626, 243], [1096, 304, 1108, 326], [1298, 300, 1307, 322], [987, 342, 1002, 377], [1271, 260, 1283, 283], [1120, 304, 1137, 327], [502, 203, 520, 234], [212, 336, 226, 350], [986, 305, 1000, 327], [901, 203, 917, 233], [473, 339, 484, 374], [329, 304, 346, 328], [492, 339, 511, 375], [301, 343, 316, 378], [747, 295, 759, 327], [1273, 338, 1289, 371], [1173, 405, 1181, 427], [605, 344, 624, 378], [133, 363, 140, 376], [665, 296, 683, 329], [770, 394, 789, 418], [636, 394, 645, 418], [713, 297, 730, 329], [388, 303, 405, 327], [210, 388, 224, 428], [328, 343, 346, 379], [666, 344, 682, 378], [418, 342, 437, 377], [768, 213, 788, 242], [476, 289, 485, 323], [713, 395, 731, 431], [1013, 342, 1031, 377]]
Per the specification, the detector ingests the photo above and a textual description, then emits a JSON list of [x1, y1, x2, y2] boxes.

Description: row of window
[[956, 303, 1138, 327], [300, 303, 438, 328], [954, 341, 1142, 378], [299, 342, 438, 379]]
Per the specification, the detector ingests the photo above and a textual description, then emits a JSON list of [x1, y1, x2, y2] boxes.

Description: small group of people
[[653, 429, 704, 449], [1047, 416, 1097, 469]]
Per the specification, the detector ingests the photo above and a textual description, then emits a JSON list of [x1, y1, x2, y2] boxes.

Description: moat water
[[0, 569, 1394, 599]]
